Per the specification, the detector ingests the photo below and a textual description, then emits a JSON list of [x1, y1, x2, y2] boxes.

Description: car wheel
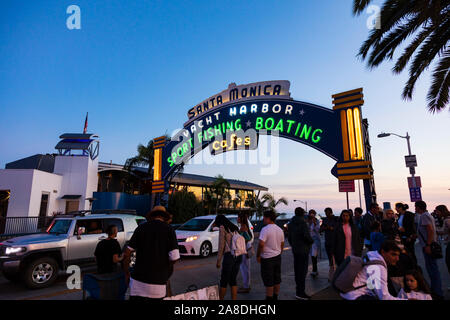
[[2, 270, 21, 283], [23, 257, 59, 289], [199, 242, 212, 258]]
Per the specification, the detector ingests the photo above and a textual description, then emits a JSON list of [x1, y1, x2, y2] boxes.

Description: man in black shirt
[[123, 206, 180, 300], [320, 207, 339, 280], [94, 225, 123, 274]]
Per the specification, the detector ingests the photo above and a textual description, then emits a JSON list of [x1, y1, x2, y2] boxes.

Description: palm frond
[[427, 48, 450, 112], [353, 0, 374, 15]]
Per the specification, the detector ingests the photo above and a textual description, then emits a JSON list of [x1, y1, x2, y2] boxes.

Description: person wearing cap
[[123, 206, 180, 300]]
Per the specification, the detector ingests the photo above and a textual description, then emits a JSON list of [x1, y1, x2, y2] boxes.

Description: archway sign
[[152, 81, 377, 211]]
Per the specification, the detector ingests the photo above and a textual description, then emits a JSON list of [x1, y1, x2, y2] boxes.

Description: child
[[369, 221, 385, 251], [397, 270, 432, 300]]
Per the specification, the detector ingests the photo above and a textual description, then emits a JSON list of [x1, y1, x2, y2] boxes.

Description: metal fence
[[0, 216, 55, 240]]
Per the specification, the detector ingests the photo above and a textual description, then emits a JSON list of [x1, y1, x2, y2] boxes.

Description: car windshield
[[48, 219, 72, 234], [178, 219, 213, 231]]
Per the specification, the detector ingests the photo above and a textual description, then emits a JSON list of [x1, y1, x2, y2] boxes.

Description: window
[[178, 218, 213, 231], [102, 218, 124, 233], [230, 218, 238, 227], [74, 219, 103, 235], [48, 219, 72, 234]]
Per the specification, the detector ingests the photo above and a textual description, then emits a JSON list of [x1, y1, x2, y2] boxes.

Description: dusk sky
[[1, 0, 449, 215]]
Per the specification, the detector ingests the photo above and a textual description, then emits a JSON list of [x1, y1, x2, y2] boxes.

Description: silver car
[[0, 212, 146, 289]]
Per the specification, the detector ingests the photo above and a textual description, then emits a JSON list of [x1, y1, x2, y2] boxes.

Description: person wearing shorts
[[257, 210, 285, 300]]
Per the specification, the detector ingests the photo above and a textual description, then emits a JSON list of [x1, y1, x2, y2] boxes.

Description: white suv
[[175, 215, 253, 258]]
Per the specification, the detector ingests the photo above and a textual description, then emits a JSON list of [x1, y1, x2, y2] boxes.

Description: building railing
[[0, 216, 55, 240]]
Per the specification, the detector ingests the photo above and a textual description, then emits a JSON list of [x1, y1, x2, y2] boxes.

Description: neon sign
[[165, 100, 339, 171], [151, 83, 377, 212]]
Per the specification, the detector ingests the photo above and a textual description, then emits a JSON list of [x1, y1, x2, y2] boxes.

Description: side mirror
[[77, 227, 86, 239], [212, 227, 219, 232]]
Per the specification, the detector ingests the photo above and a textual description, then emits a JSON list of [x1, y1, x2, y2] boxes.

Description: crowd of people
[[92, 200, 450, 301]]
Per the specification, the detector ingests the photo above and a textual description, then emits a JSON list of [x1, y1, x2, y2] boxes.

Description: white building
[[0, 134, 99, 227]]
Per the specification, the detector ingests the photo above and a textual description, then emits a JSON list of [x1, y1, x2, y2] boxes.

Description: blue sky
[[1, 0, 449, 214]]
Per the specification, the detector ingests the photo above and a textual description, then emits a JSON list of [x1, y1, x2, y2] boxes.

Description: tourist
[[94, 224, 123, 274], [361, 203, 381, 250], [307, 210, 321, 278], [381, 209, 399, 240], [214, 214, 243, 300], [353, 207, 365, 250], [386, 241, 417, 296], [256, 211, 285, 301], [341, 240, 407, 300], [395, 203, 417, 265], [164, 212, 175, 297], [397, 269, 432, 300], [237, 212, 253, 294], [123, 206, 180, 301], [435, 205, 450, 280], [333, 210, 362, 266], [353, 207, 364, 231], [370, 221, 385, 252], [287, 207, 314, 300], [320, 207, 339, 281], [415, 200, 443, 299]]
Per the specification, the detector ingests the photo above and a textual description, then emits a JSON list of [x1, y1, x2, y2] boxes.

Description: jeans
[[446, 242, 450, 275], [240, 254, 251, 289], [325, 243, 334, 267], [422, 248, 443, 297], [293, 252, 309, 296]]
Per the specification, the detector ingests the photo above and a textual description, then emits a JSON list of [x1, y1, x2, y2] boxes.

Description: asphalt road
[[0, 242, 331, 300], [0, 239, 447, 300]]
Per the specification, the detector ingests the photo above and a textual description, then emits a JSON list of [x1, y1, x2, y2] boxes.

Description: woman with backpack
[[307, 210, 321, 277], [237, 212, 253, 294], [333, 210, 362, 266], [213, 215, 243, 300]]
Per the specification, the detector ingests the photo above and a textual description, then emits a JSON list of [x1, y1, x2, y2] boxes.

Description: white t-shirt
[[259, 223, 285, 259]]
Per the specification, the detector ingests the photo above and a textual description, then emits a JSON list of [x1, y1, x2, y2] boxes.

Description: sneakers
[[295, 293, 311, 300], [238, 287, 251, 294], [310, 271, 319, 278]]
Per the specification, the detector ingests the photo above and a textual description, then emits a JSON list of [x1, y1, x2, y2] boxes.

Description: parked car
[[0, 212, 146, 289], [175, 215, 253, 258]]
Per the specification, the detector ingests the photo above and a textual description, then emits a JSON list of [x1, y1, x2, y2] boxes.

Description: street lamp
[[293, 200, 308, 212], [377, 131, 417, 188]]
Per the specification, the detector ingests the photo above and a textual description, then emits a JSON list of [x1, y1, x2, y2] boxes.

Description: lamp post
[[293, 200, 308, 212], [377, 132, 417, 188]]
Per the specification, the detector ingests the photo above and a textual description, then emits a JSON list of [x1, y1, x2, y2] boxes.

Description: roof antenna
[[83, 112, 88, 134]]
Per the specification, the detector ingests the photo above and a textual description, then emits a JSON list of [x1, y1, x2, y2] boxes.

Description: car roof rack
[[56, 209, 138, 217]]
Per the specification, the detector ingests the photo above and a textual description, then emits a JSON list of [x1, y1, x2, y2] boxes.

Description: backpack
[[332, 255, 386, 293], [230, 231, 247, 257]]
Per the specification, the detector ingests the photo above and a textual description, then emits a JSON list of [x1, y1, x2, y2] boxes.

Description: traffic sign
[[405, 155, 417, 168], [408, 176, 422, 188], [409, 167, 416, 175], [409, 187, 422, 202], [339, 180, 355, 193]]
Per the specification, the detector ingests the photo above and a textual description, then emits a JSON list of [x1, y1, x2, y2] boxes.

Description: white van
[[175, 215, 253, 257]]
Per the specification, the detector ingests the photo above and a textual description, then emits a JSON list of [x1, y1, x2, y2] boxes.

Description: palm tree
[[124, 140, 155, 177], [231, 193, 241, 210], [202, 188, 217, 215], [245, 192, 267, 220], [210, 175, 231, 214], [353, 0, 449, 112], [262, 193, 288, 214], [124, 135, 171, 177]]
